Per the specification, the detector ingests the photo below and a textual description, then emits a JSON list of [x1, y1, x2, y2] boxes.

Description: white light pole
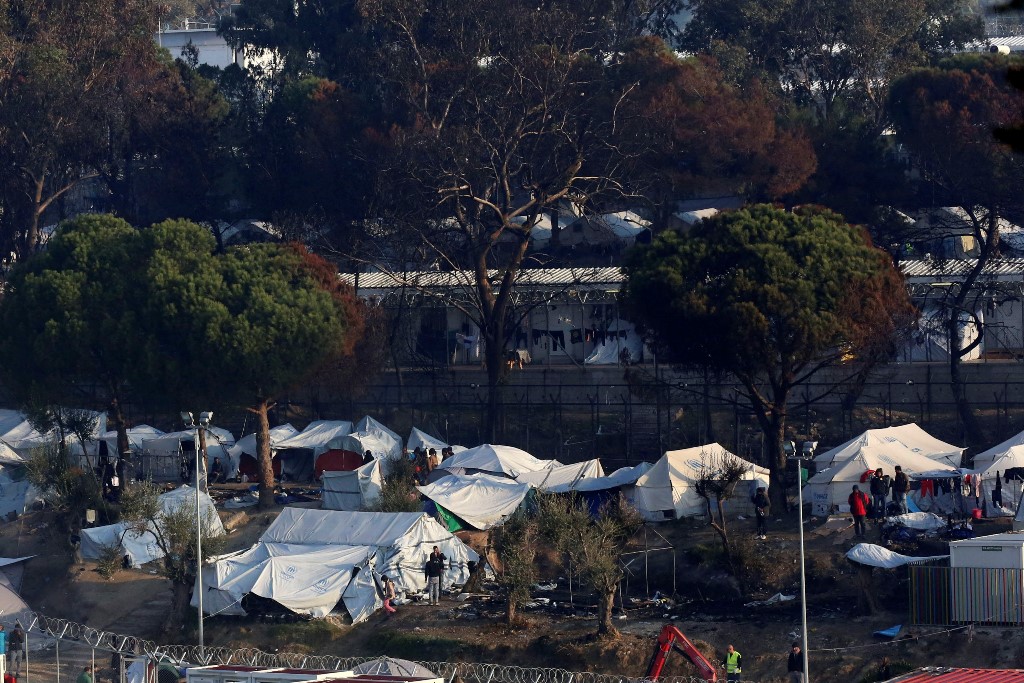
[[797, 463, 810, 683], [181, 410, 212, 657]]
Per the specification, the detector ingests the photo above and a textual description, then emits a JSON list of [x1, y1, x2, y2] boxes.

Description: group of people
[[406, 446, 452, 485], [379, 546, 449, 618], [848, 466, 912, 537]]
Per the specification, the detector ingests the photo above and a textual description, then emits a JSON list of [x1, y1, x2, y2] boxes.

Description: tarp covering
[[887, 512, 948, 531], [845, 543, 948, 569], [81, 485, 224, 567], [0, 467, 41, 519], [417, 474, 532, 529], [0, 442, 22, 465], [437, 444, 555, 478], [322, 460, 383, 510], [0, 556, 34, 593], [572, 462, 653, 492], [516, 459, 605, 492], [0, 583, 44, 649], [814, 424, 963, 468], [805, 446, 957, 513], [408, 428, 462, 454], [197, 508, 478, 620], [630, 443, 769, 521]]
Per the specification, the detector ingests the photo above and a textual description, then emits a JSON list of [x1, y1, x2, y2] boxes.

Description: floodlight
[[181, 411, 194, 426], [199, 411, 213, 426]]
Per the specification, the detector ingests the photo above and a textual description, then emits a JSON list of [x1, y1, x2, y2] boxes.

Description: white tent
[[0, 409, 107, 458], [80, 485, 225, 567], [584, 320, 645, 365], [273, 420, 354, 480], [226, 423, 300, 478], [972, 429, 1024, 474], [814, 424, 963, 468], [0, 556, 34, 593], [436, 444, 555, 478], [336, 429, 402, 462], [407, 428, 465, 455], [99, 425, 165, 457], [0, 468, 41, 518], [417, 473, 533, 530], [629, 444, 769, 521], [0, 583, 43, 648], [805, 446, 957, 515], [322, 460, 384, 510], [0, 442, 22, 465], [355, 416, 402, 447], [516, 459, 605, 493], [141, 427, 235, 459], [196, 509, 478, 620]]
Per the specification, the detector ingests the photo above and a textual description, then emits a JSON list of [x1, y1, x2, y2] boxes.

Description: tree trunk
[[596, 587, 618, 637], [949, 327, 985, 449], [255, 399, 276, 508], [506, 596, 517, 624], [163, 580, 195, 640], [766, 408, 789, 512], [484, 328, 505, 442]]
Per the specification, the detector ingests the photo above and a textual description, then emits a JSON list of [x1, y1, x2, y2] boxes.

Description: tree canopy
[[622, 204, 915, 507]]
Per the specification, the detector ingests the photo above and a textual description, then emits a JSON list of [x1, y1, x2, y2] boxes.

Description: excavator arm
[[645, 624, 718, 683]]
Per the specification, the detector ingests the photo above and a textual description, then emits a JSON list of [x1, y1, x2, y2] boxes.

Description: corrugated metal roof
[[340, 267, 625, 291], [888, 668, 1024, 683], [901, 259, 1024, 279]]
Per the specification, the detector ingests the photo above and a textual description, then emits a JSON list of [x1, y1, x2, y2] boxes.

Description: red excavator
[[645, 624, 718, 682]]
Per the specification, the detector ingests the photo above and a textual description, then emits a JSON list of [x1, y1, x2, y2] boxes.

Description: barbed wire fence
[[6, 612, 733, 683]]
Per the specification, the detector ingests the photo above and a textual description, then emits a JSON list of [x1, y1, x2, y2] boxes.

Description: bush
[[96, 543, 123, 579], [365, 457, 421, 512]]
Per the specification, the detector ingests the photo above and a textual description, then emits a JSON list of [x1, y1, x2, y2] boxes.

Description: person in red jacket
[[849, 485, 870, 538]]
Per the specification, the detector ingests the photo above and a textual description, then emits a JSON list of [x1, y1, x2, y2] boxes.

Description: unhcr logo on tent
[[283, 565, 298, 580], [312, 578, 331, 594]]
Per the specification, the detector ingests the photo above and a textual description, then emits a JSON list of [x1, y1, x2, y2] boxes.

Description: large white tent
[[972, 429, 1024, 474], [814, 424, 963, 469], [516, 460, 605, 492], [418, 473, 533, 530], [805, 446, 957, 515], [322, 460, 384, 510], [355, 416, 402, 446], [273, 420, 354, 480], [629, 444, 769, 521], [0, 442, 22, 465], [408, 427, 466, 455], [0, 469, 40, 518], [572, 462, 653, 493], [436, 444, 555, 478], [336, 429, 402, 462], [141, 427, 235, 459], [81, 485, 225, 567], [195, 509, 478, 621]]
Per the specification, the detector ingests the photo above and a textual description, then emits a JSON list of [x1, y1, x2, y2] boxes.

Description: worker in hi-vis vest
[[723, 644, 743, 682]]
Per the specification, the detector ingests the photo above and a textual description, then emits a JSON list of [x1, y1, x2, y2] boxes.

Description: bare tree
[[693, 453, 753, 573]]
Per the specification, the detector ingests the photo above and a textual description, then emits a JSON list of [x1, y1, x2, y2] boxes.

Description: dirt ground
[[4, 501, 1024, 683]]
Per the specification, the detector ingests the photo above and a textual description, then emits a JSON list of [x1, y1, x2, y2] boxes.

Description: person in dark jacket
[[893, 466, 910, 514], [869, 468, 889, 517], [849, 485, 870, 537], [751, 487, 770, 539], [787, 642, 805, 683], [993, 471, 1004, 508], [424, 546, 447, 605]]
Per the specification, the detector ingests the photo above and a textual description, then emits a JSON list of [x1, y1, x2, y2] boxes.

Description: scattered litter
[[744, 593, 796, 607], [736, 515, 746, 520], [617, 615, 627, 620], [789, 630, 801, 640], [874, 625, 902, 639], [532, 582, 557, 591]]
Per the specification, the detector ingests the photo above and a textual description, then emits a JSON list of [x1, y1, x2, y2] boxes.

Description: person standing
[[723, 644, 743, 683], [8, 623, 23, 679], [849, 485, 870, 538], [381, 575, 397, 616], [76, 664, 93, 683], [993, 472, 1004, 508], [425, 546, 447, 605], [0, 623, 6, 682], [869, 468, 888, 517], [893, 466, 910, 514], [751, 487, 770, 540], [787, 642, 805, 683]]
